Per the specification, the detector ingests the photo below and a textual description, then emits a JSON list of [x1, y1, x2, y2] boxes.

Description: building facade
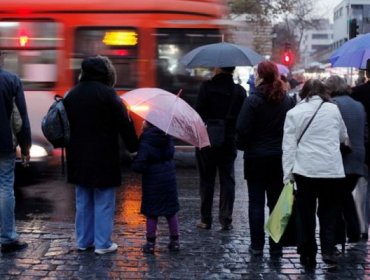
[[299, 19, 333, 69], [333, 0, 370, 48]]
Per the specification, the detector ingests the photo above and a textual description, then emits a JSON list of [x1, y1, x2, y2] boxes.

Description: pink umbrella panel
[[121, 88, 210, 149]]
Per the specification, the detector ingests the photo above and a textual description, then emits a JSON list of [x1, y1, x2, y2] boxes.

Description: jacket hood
[[79, 57, 110, 85], [141, 126, 174, 161]]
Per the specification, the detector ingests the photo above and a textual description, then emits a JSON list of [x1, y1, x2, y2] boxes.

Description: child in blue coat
[[131, 121, 180, 254]]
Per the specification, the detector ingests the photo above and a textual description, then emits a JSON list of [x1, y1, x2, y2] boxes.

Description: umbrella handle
[[177, 89, 183, 97]]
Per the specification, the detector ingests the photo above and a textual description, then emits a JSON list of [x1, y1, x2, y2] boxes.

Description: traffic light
[[349, 19, 359, 39], [282, 50, 294, 66]]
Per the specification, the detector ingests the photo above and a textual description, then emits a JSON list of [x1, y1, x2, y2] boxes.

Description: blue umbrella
[[180, 42, 264, 68], [330, 33, 370, 68]]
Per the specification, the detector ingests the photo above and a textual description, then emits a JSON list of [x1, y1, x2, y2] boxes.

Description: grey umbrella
[[180, 42, 264, 68]]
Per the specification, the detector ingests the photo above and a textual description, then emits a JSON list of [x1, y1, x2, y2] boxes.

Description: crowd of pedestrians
[[0, 51, 369, 273]]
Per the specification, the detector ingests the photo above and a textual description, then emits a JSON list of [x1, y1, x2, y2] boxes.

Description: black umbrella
[[180, 42, 264, 68]]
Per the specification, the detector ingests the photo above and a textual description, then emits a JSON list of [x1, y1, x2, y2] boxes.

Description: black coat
[[195, 73, 246, 142], [351, 81, 370, 165], [64, 81, 138, 188], [236, 86, 296, 157], [131, 126, 179, 217]]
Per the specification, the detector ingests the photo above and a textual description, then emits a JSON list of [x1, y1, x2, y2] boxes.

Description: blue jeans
[[0, 152, 17, 244], [75, 185, 117, 249]]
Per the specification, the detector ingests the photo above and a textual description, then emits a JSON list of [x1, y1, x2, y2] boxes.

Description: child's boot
[[142, 242, 155, 254], [142, 237, 155, 254], [168, 235, 180, 252]]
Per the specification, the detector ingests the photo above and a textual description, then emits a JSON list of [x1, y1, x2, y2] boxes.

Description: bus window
[[0, 21, 61, 90], [156, 29, 221, 106], [74, 28, 138, 89]]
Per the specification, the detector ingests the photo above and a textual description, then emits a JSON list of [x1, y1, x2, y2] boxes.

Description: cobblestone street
[[1, 152, 369, 279]]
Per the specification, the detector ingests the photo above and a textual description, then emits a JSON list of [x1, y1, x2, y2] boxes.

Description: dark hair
[[220, 67, 235, 73], [280, 75, 288, 83], [256, 61, 285, 103], [299, 79, 330, 101], [324, 75, 350, 97]]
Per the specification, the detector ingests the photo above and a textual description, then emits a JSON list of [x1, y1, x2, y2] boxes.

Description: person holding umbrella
[[131, 120, 180, 254], [351, 59, 370, 242], [195, 66, 246, 231]]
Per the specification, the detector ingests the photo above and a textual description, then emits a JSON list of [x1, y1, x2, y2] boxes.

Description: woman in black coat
[[64, 55, 138, 255], [236, 61, 295, 258], [132, 121, 180, 254]]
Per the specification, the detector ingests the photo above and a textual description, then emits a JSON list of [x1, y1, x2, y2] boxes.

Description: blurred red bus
[[0, 0, 229, 163]]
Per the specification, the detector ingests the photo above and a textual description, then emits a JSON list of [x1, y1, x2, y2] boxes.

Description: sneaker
[[142, 242, 155, 254], [168, 240, 180, 252], [248, 246, 263, 257], [1, 241, 28, 253], [197, 222, 211, 230], [77, 245, 94, 252], [94, 243, 118, 255]]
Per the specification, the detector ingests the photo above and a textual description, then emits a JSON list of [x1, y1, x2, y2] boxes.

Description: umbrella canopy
[[330, 33, 370, 68], [121, 88, 210, 148], [276, 63, 290, 76], [180, 42, 264, 68]]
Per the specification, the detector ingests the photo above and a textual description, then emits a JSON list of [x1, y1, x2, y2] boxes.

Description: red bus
[[0, 0, 229, 163]]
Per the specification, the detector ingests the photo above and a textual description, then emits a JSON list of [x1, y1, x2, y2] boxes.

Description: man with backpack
[[0, 50, 31, 253]]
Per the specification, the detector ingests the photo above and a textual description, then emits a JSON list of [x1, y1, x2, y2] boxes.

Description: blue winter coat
[[132, 126, 179, 217]]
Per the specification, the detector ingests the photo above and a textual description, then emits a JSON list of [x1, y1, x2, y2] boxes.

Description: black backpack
[[41, 94, 70, 174], [41, 95, 70, 148]]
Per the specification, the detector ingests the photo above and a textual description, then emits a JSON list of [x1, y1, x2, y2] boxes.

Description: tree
[[229, 0, 319, 65]]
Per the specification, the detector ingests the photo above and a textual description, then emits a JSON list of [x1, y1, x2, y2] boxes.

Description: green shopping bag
[[265, 181, 294, 243]]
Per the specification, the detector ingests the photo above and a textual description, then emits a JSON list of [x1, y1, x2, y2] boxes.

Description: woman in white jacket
[[282, 79, 348, 268]]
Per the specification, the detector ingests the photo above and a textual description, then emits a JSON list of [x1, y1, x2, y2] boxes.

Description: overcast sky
[[316, 0, 342, 21]]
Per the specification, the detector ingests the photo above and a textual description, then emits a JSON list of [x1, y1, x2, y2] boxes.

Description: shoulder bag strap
[[297, 101, 324, 145]]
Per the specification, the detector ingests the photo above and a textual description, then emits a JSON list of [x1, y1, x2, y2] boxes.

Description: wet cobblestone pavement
[[1, 152, 370, 279]]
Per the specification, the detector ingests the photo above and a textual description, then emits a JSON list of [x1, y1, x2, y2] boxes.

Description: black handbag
[[340, 139, 353, 154], [206, 119, 226, 148], [206, 86, 238, 148]]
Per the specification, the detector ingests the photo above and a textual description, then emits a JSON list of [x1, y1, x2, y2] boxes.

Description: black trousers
[[244, 155, 284, 251], [339, 174, 361, 241], [294, 175, 343, 257], [195, 143, 237, 226]]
